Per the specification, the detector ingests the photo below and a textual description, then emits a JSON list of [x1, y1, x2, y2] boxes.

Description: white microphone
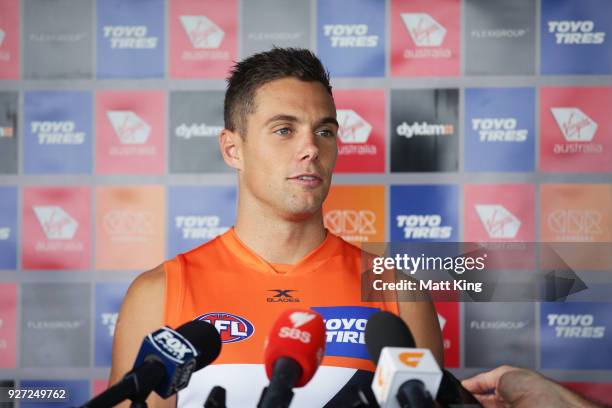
[[365, 311, 442, 408]]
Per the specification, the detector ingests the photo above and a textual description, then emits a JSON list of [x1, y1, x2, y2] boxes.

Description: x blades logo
[[401, 13, 446, 47], [289, 312, 316, 328], [337, 109, 372, 144], [267, 289, 300, 303], [551, 108, 598, 142], [180, 16, 224, 49], [33, 206, 78, 240], [475, 205, 521, 239], [399, 351, 424, 367], [106, 111, 151, 144]]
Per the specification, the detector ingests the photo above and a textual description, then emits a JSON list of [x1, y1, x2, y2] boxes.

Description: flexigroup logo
[[323, 185, 385, 244], [475, 205, 521, 240], [102, 25, 158, 49], [317, 0, 385, 77], [391, 185, 458, 242], [541, 303, 612, 369], [333, 90, 385, 172], [311, 306, 379, 360], [541, 0, 611, 74], [391, 89, 458, 172], [391, 0, 460, 76], [96, 91, 165, 174], [197, 312, 255, 344]]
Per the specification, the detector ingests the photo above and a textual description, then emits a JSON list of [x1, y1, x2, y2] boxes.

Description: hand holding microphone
[[257, 308, 326, 408], [82, 320, 221, 408]]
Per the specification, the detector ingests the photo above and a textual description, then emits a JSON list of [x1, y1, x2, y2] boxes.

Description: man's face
[[238, 77, 338, 221]]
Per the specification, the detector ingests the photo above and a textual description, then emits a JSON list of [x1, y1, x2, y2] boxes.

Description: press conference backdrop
[[0, 0, 611, 406]]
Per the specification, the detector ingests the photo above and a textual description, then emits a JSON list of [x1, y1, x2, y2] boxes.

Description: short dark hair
[[224, 47, 332, 136]]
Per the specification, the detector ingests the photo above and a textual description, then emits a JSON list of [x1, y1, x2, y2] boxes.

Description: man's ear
[[219, 128, 243, 170]]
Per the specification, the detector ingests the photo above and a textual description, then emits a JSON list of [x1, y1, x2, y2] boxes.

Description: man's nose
[[298, 132, 320, 161]]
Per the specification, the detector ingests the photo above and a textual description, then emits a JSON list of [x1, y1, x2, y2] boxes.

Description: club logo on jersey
[[33, 206, 78, 240], [197, 312, 255, 344], [267, 289, 300, 303], [551, 108, 598, 142], [401, 13, 446, 47], [547, 20, 605, 45], [337, 110, 371, 144], [107, 111, 151, 144], [311, 306, 379, 360], [475, 205, 521, 239], [180, 16, 224, 49]]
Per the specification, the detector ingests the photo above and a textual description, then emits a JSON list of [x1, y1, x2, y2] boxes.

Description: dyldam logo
[[325, 210, 376, 239], [337, 109, 372, 144], [175, 123, 223, 139], [551, 108, 598, 142], [180, 16, 224, 49], [401, 13, 446, 47], [475, 205, 521, 239], [33, 206, 78, 240], [106, 111, 151, 145], [547, 210, 602, 240], [396, 121, 454, 138]]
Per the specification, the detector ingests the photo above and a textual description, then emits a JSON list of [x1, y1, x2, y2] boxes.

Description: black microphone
[[82, 320, 221, 408], [203, 386, 226, 408], [437, 369, 482, 407], [365, 311, 437, 408]]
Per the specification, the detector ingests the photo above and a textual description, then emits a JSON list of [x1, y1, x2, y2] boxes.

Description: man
[[110, 48, 443, 407], [462, 365, 607, 408]]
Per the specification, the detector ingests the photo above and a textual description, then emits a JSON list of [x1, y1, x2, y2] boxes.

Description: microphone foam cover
[[264, 308, 326, 387], [177, 320, 222, 369], [365, 311, 415, 364]]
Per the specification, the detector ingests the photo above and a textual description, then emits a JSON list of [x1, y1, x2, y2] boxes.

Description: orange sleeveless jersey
[[164, 228, 398, 407]]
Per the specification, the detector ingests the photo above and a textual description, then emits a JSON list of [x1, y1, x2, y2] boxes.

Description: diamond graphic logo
[[0, 29, 5, 47], [547, 210, 602, 236], [337, 109, 372, 144], [551, 108, 598, 142], [475, 205, 521, 239], [400, 13, 446, 47], [325, 210, 377, 236], [438, 313, 446, 331], [33, 206, 79, 240], [290, 312, 316, 328], [180, 16, 224, 49], [106, 111, 151, 145]]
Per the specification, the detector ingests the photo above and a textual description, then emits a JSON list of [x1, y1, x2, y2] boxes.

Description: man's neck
[[234, 210, 327, 265]]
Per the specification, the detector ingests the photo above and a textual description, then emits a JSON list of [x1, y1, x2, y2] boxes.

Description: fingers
[[462, 365, 519, 395]]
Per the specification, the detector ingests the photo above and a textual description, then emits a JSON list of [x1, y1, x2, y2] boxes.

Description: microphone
[[82, 320, 222, 408], [257, 308, 326, 408], [365, 311, 441, 408], [204, 386, 226, 408]]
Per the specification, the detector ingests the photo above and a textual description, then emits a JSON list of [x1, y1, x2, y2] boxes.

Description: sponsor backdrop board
[[0, 0, 611, 403]]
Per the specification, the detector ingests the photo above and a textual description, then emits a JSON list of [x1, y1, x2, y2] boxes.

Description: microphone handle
[[80, 360, 165, 408], [257, 357, 302, 408], [204, 386, 226, 408], [396, 379, 435, 408]]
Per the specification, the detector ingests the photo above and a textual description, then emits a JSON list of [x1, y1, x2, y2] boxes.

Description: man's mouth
[[288, 174, 323, 186]]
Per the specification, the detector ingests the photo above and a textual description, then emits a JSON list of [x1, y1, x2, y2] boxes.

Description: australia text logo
[[180, 16, 224, 49], [551, 108, 601, 155], [337, 110, 377, 156], [401, 13, 451, 59]]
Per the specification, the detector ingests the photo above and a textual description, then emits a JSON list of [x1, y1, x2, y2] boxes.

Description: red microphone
[[258, 309, 326, 408]]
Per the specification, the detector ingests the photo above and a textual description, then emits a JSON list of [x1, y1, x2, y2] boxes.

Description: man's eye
[[317, 129, 335, 137], [274, 127, 291, 136]]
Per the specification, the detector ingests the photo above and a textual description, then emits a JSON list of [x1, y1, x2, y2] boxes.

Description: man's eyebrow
[[316, 116, 339, 128], [264, 114, 299, 126]]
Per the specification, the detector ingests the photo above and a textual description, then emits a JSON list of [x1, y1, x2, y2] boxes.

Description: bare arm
[[108, 264, 176, 408], [397, 295, 444, 367]]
